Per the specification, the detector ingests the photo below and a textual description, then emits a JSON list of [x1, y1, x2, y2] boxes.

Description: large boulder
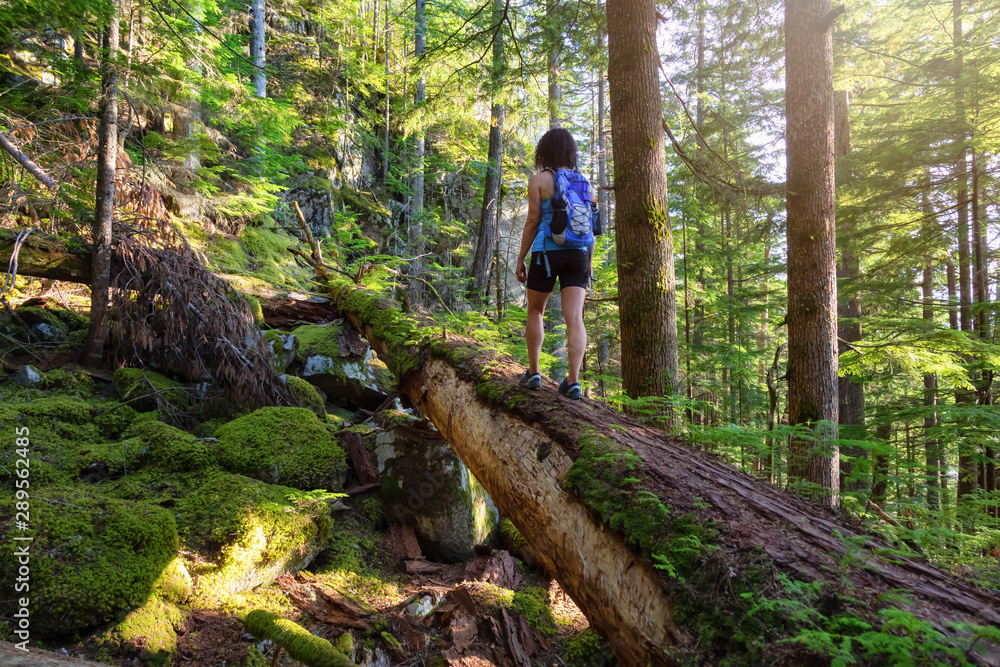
[[374, 416, 498, 562], [0, 487, 178, 637], [173, 471, 335, 604], [290, 322, 394, 409], [214, 406, 347, 490]]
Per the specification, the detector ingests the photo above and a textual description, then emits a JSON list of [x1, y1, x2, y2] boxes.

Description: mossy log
[[324, 279, 1000, 667]]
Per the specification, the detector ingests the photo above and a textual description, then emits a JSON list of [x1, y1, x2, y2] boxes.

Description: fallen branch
[[0, 134, 59, 191]]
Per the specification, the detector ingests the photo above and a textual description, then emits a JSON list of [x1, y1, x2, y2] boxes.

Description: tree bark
[[81, 0, 120, 369], [322, 279, 1000, 666], [0, 135, 59, 191], [546, 0, 560, 129], [251, 0, 266, 97], [606, 0, 679, 398], [409, 0, 427, 305], [784, 0, 839, 505], [922, 182, 941, 510], [471, 0, 504, 294], [953, 0, 976, 504], [834, 90, 866, 492]]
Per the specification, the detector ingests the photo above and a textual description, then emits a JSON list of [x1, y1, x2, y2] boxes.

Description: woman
[[515, 128, 592, 401]]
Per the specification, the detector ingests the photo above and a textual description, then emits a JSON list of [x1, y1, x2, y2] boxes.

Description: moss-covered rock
[[41, 367, 94, 397], [12, 297, 88, 342], [90, 598, 186, 667], [264, 330, 297, 373], [93, 402, 141, 439], [214, 407, 346, 490], [291, 323, 393, 409], [151, 557, 193, 604], [126, 420, 211, 473], [285, 375, 325, 417], [0, 487, 178, 637], [173, 471, 334, 603], [113, 368, 188, 412]]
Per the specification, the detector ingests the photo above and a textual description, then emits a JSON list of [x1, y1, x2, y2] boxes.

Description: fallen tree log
[[0, 229, 336, 325], [326, 280, 1000, 666]]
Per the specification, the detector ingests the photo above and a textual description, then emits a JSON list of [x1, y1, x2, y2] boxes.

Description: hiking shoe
[[558, 379, 583, 400], [519, 371, 542, 389]]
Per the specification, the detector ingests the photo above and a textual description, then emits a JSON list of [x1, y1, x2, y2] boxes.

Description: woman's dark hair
[[534, 128, 578, 171]]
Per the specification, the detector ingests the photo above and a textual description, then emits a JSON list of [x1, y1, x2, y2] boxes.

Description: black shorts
[[526, 249, 589, 293]]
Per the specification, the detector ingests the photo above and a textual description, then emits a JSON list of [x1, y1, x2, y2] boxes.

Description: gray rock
[[14, 365, 42, 387], [377, 421, 499, 562]]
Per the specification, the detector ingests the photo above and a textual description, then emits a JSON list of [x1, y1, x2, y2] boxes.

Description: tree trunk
[[922, 183, 941, 510], [409, 0, 427, 305], [953, 0, 977, 505], [785, 0, 839, 505], [322, 279, 1000, 666], [835, 90, 866, 492], [81, 0, 120, 369], [471, 0, 504, 294], [546, 0, 560, 129], [606, 0, 679, 398], [251, 0, 266, 97]]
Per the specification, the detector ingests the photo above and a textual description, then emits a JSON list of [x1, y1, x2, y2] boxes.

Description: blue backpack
[[543, 168, 597, 251]]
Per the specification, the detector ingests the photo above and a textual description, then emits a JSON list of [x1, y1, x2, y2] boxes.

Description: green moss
[[127, 420, 211, 472], [245, 610, 350, 667], [214, 407, 346, 490], [93, 402, 141, 439], [93, 598, 185, 667], [286, 376, 325, 417], [335, 631, 354, 657], [0, 487, 178, 637], [563, 629, 615, 667], [468, 582, 515, 612], [264, 330, 292, 372], [151, 557, 193, 604], [338, 185, 391, 219], [42, 368, 94, 397], [326, 282, 423, 380], [380, 631, 401, 648], [170, 471, 334, 604], [113, 368, 187, 412], [243, 293, 265, 325], [566, 432, 671, 555], [239, 646, 269, 667], [511, 587, 557, 638], [293, 323, 344, 360], [499, 518, 525, 549]]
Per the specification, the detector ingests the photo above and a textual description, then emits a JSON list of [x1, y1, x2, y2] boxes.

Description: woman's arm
[[516, 173, 544, 283]]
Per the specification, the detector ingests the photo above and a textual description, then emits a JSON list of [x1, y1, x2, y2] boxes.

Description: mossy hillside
[[90, 598, 186, 667], [113, 368, 188, 411], [0, 487, 178, 637], [125, 419, 211, 472], [244, 610, 351, 667], [206, 225, 310, 290], [285, 375, 325, 417], [172, 471, 335, 603], [214, 406, 346, 490]]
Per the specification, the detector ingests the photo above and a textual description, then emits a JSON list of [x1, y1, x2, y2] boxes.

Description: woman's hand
[[516, 256, 528, 283]]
